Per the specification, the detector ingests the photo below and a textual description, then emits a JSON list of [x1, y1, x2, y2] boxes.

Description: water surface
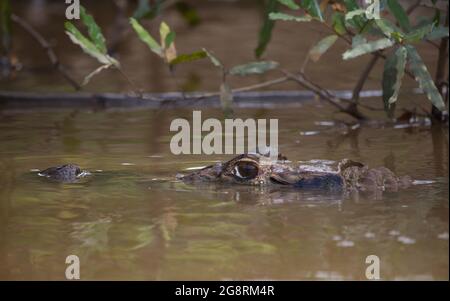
[[0, 104, 448, 280]]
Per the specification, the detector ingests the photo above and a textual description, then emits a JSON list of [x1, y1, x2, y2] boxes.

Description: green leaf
[[406, 45, 446, 111], [343, 0, 359, 11], [269, 12, 312, 22], [165, 31, 176, 48], [229, 61, 279, 76], [404, 23, 434, 42], [129, 18, 163, 57], [375, 18, 402, 38], [277, 0, 299, 9], [169, 50, 207, 65], [387, 0, 410, 32], [432, 8, 441, 26], [133, 0, 163, 20], [343, 0, 366, 30], [80, 6, 107, 54], [65, 21, 117, 66], [160, 23, 177, 62], [300, 0, 323, 22], [425, 26, 449, 40], [133, 0, 150, 19], [351, 35, 367, 47], [343, 38, 394, 60], [159, 21, 171, 47], [255, 0, 278, 58], [309, 35, 338, 62], [175, 2, 201, 27], [332, 12, 346, 35], [202, 48, 223, 69], [345, 9, 365, 21], [382, 46, 407, 116]]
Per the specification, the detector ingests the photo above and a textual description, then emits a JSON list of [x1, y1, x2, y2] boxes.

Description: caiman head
[[177, 153, 414, 194], [38, 164, 88, 183], [177, 153, 345, 190]]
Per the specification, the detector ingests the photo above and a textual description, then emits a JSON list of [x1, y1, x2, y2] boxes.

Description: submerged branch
[[11, 14, 81, 90]]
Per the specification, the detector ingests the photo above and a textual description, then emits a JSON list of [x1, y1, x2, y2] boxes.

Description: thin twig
[[233, 76, 290, 93], [419, 3, 448, 12], [426, 40, 440, 49], [281, 70, 368, 120], [406, 0, 421, 14], [351, 55, 379, 104], [186, 76, 290, 100], [182, 71, 381, 113], [301, 47, 312, 73], [11, 14, 81, 90], [116, 67, 144, 98]]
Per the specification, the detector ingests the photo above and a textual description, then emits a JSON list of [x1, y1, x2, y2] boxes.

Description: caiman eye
[[233, 161, 259, 180]]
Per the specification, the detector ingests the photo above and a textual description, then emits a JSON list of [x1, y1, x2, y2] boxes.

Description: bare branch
[[281, 70, 368, 120], [11, 14, 81, 90], [406, 0, 421, 14], [116, 67, 145, 98]]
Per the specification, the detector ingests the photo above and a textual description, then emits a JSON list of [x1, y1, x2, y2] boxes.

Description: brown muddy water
[[0, 101, 448, 280], [0, 0, 448, 281]]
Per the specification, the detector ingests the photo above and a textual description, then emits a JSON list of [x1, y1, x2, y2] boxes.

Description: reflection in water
[[326, 124, 361, 158], [0, 106, 448, 280], [431, 124, 449, 178]]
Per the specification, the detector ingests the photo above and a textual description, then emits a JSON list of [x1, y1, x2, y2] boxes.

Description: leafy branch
[[65, 6, 141, 96], [59, 1, 448, 122], [259, 0, 449, 120], [129, 17, 279, 115]]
